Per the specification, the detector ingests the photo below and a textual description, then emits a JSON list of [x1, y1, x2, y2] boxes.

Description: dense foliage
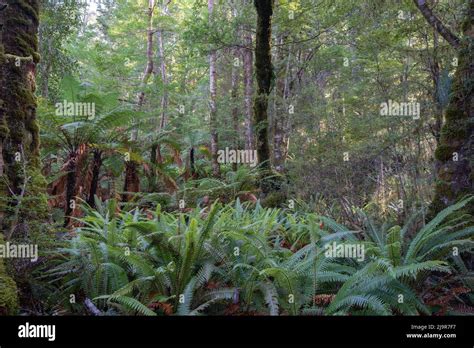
[[38, 195, 472, 315], [0, 0, 472, 316]]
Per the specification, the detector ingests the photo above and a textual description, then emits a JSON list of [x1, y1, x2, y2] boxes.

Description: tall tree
[[253, 0, 273, 174], [149, 0, 170, 192], [208, 0, 220, 176], [157, 0, 170, 130], [414, 0, 473, 214], [243, 0, 254, 151], [124, 0, 156, 201]]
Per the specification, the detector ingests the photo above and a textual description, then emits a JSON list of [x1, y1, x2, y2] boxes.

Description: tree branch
[[413, 0, 460, 49]]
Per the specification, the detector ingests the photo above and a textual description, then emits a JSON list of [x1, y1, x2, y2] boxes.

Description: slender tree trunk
[[208, 0, 220, 177], [149, 143, 158, 192], [273, 36, 291, 173], [157, 1, 169, 130], [243, 0, 254, 151], [190, 147, 196, 178], [147, 1, 169, 193], [157, 30, 168, 130], [253, 0, 274, 174], [231, 57, 240, 171], [124, 0, 156, 200], [430, 31, 443, 145]]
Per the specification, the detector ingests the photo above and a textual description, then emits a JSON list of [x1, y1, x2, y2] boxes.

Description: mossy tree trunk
[[0, 0, 47, 226], [253, 0, 273, 176], [0, 0, 46, 315], [243, 0, 254, 151], [253, 0, 287, 203], [426, 2, 474, 215]]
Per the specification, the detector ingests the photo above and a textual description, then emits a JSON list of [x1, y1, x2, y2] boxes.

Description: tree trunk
[[0, 0, 44, 314], [148, 1, 169, 193], [243, 0, 254, 151], [428, 2, 473, 215], [273, 36, 291, 173], [208, 0, 220, 177], [124, 0, 156, 200], [157, 1, 169, 130], [253, 0, 274, 173], [0, 0, 46, 226], [429, 31, 443, 145], [231, 47, 240, 171]]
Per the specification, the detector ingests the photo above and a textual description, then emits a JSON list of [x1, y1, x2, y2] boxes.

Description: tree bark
[[157, 1, 169, 130], [253, 0, 274, 173], [231, 47, 240, 171], [273, 36, 291, 173], [0, 0, 44, 314], [0, 0, 47, 227], [208, 0, 220, 177], [243, 0, 254, 151], [427, 2, 473, 215]]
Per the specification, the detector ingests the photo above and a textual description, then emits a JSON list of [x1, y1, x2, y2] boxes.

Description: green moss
[[16, 0, 39, 25], [262, 191, 287, 208], [32, 52, 41, 64], [444, 106, 465, 121], [0, 235, 19, 315], [0, 123, 9, 140], [431, 4, 473, 216], [435, 144, 456, 162], [440, 119, 467, 141]]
